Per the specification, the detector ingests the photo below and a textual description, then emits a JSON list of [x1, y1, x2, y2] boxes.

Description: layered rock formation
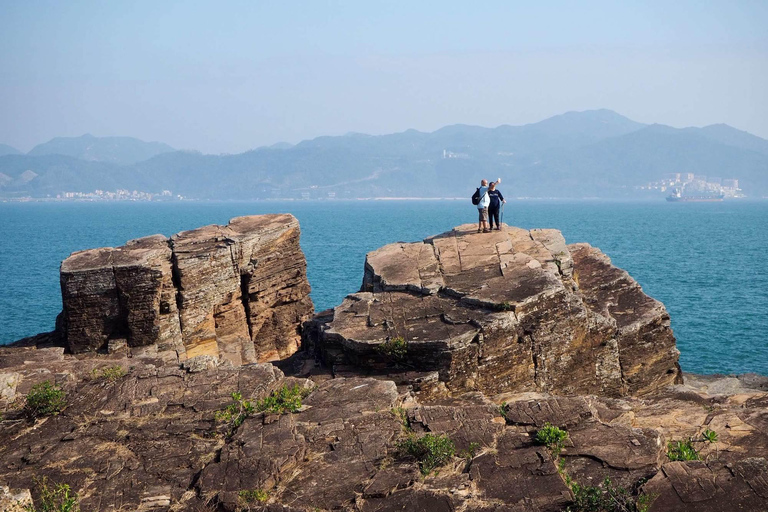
[[0, 343, 766, 511], [5, 218, 768, 511], [58, 214, 313, 364], [312, 224, 681, 397]]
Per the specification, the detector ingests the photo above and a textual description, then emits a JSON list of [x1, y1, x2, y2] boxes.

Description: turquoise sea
[[1, 200, 766, 376]]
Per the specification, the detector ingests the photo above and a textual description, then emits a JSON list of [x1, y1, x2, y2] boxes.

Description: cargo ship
[[666, 187, 724, 202]]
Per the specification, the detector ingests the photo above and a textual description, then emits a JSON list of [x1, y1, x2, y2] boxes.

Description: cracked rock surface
[[314, 224, 681, 397], [0, 346, 767, 511], [56, 214, 313, 364]]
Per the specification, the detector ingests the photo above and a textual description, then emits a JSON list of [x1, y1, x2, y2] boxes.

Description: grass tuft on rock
[[398, 433, 456, 475], [377, 336, 408, 360], [256, 384, 313, 414], [91, 365, 127, 382], [666, 438, 700, 461], [215, 392, 256, 434], [25, 381, 66, 418], [238, 488, 269, 504], [535, 422, 568, 456], [25, 476, 79, 512], [566, 477, 656, 512]]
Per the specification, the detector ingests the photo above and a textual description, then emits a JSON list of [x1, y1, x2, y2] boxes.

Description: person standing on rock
[[487, 181, 506, 230], [475, 178, 500, 233], [475, 179, 491, 233]]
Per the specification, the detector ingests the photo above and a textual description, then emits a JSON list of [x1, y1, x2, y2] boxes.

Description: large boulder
[[58, 214, 313, 364], [313, 224, 681, 397]]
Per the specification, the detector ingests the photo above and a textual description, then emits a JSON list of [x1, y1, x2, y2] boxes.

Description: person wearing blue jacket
[[487, 181, 506, 230]]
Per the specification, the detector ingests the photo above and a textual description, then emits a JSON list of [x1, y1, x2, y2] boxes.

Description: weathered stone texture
[[57, 214, 313, 364], [315, 224, 681, 397], [1, 341, 767, 512]]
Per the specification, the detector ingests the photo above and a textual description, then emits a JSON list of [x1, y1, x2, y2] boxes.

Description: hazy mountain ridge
[[2, 110, 767, 199], [0, 144, 22, 156], [27, 134, 175, 165]]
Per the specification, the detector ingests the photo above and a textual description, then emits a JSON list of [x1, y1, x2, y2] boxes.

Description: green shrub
[[25, 477, 79, 512], [667, 438, 700, 461], [256, 384, 313, 414], [567, 477, 655, 512], [398, 433, 456, 475], [535, 422, 568, 455], [377, 336, 408, 359], [459, 441, 480, 460], [702, 428, 718, 443], [238, 488, 269, 504], [215, 391, 256, 434], [495, 301, 514, 311], [25, 381, 66, 418], [91, 365, 127, 382]]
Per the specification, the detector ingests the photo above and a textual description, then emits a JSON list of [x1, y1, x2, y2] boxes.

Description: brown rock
[[315, 224, 680, 397], [56, 214, 312, 364]]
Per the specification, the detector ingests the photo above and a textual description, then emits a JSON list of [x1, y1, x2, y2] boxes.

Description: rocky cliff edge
[[311, 224, 681, 397]]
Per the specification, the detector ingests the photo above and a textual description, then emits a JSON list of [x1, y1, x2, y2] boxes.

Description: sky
[[1, 0, 767, 154]]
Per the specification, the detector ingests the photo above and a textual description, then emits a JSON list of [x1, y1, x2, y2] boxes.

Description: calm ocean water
[[1, 199, 766, 376]]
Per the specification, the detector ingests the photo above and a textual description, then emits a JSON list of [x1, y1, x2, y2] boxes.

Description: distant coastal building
[[442, 149, 469, 159], [638, 173, 744, 198]]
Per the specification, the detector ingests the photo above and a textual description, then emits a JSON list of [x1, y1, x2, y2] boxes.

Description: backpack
[[471, 188, 481, 205]]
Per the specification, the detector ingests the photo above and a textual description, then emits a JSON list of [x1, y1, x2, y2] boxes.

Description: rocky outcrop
[[2, 217, 767, 511], [0, 343, 766, 511], [312, 224, 681, 397], [58, 214, 313, 364]]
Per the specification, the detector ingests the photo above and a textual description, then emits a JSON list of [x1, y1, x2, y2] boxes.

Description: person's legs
[[477, 208, 483, 232], [489, 208, 499, 229], [479, 208, 489, 232]]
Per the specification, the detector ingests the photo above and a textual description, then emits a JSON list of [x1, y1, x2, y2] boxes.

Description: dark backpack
[[471, 188, 481, 205]]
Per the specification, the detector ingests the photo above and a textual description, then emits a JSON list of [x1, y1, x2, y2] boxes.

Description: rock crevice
[[58, 214, 313, 364], [314, 224, 681, 397]]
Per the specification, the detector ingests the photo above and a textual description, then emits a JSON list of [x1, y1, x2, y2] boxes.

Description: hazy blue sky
[[1, 0, 766, 154]]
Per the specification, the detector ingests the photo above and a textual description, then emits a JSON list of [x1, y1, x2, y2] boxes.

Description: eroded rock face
[[315, 224, 681, 397], [1, 343, 766, 512], [58, 214, 313, 364]]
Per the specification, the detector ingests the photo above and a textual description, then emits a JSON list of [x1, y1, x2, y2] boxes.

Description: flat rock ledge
[[49, 214, 313, 365], [310, 224, 682, 397], [0, 347, 766, 512]]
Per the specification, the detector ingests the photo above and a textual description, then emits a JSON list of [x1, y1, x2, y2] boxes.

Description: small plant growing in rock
[[459, 441, 480, 460], [91, 365, 127, 382], [398, 433, 456, 476], [667, 438, 700, 461], [495, 301, 514, 312], [255, 384, 313, 415], [25, 380, 66, 418], [238, 488, 269, 504], [391, 406, 411, 431], [535, 422, 568, 456], [565, 477, 657, 512], [24, 477, 79, 512], [702, 428, 718, 443], [377, 336, 408, 360], [215, 391, 256, 434]]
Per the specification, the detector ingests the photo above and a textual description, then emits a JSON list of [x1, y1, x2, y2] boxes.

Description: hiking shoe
[[483, 229, 490, 233]]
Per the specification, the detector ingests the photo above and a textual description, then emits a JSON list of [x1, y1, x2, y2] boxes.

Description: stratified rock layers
[[316, 224, 681, 396], [59, 214, 312, 363]]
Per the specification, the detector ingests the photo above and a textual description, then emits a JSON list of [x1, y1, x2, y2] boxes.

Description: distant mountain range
[[2, 110, 767, 199], [27, 134, 175, 165], [0, 144, 22, 156]]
